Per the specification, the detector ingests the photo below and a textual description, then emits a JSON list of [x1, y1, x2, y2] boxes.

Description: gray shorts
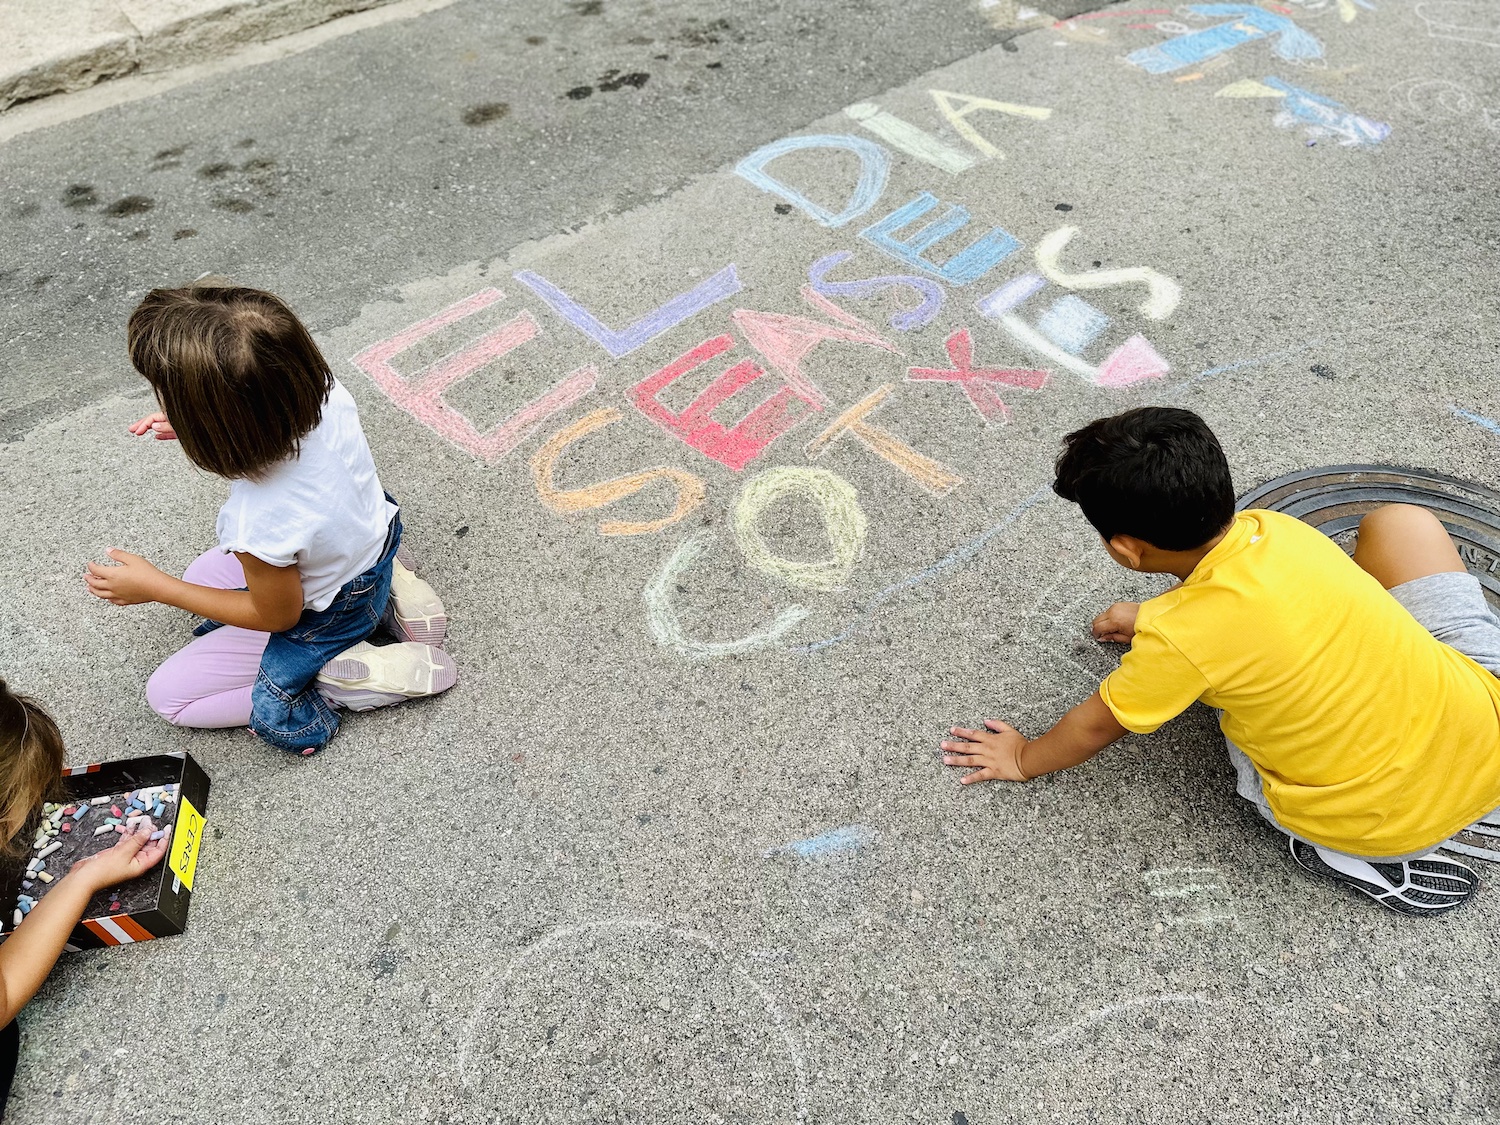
[[1226, 571, 1500, 862]]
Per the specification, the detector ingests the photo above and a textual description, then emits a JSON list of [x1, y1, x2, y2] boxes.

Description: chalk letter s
[[734, 134, 890, 228], [808, 251, 945, 332], [531, 408, 707, 536]]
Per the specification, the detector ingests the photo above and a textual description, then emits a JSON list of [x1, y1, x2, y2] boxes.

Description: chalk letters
[[860, 193, 1021, 286], [514, 265, 742, 359], [628, 335, 823, 472], [350, 289, 597, 465], [733, 134, 891, 228], [531, 408, 707, 536]]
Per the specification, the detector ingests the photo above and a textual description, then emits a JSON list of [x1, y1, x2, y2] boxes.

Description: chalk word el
[[1217, 77, 1390, 145]]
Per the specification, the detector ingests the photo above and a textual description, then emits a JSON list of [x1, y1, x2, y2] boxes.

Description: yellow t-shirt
[[1099, 509, 1500, 856]]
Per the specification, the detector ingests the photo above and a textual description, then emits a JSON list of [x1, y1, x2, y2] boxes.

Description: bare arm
[[0, 828, 167, 1026], [941, 690, 1129, 784], [85, 549, 303, 633]]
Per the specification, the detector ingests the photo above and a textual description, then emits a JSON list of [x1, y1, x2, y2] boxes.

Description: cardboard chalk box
[[1, 753, 210, 951]]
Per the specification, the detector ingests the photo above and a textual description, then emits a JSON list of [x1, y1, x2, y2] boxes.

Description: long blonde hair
[[0, 681, 64, 856]]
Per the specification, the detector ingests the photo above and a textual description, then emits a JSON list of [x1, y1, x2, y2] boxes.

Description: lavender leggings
[[147, 549, 278, 728]]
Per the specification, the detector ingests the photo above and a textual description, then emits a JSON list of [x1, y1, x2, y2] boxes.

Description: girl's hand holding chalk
[[127, 411, 177, 441], [67, 824, 169, 894], [941, 719, 1032, 784], [84, 548, 169, 607]]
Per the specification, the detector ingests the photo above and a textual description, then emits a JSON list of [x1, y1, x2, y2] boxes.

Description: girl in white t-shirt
[[85, 285, 456, 755]]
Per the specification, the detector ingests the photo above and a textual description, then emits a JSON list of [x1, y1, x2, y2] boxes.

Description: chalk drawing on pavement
[[766, 824, 879, 859], [1217, 78, 1390, 144], [1038, 993, 1217, 1046], [455, 918, 809, 1121], [1126, 4, 1326, 74], [732, 467, 869, 592], [1142, 867, 1238, 929], [1390, 78, 1500, 131], [1415, 1, 1500, 49]]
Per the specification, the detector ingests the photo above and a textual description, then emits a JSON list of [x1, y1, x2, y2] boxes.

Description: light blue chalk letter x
[[859, 193, 1021, 287], [1127, 4, 1323, 75]]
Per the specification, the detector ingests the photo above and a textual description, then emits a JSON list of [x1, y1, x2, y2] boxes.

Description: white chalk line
[[1038, 993, 1217, 1046], [454, 917, 810, 1121]]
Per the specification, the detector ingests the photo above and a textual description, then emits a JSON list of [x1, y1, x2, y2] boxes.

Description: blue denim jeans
[[195, 502, 402, 754]]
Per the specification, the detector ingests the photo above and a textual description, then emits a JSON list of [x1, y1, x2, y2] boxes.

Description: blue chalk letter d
[[859, 193, 1021, 287], [734, 134, 890, 229]]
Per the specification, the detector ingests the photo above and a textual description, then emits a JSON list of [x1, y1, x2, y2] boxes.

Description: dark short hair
[[1052, 407, 1234, 551], [127, 285, 332, 479]]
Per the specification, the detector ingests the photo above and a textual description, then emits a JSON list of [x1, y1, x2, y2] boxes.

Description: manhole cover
[[1237, 464, 1500, 612]]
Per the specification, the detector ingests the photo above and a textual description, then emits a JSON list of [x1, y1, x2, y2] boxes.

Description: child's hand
[[1091, 601, 1141, 644], [67, 825, 168, 894], [941, 719, 1030, 784], [127, 412, 177, 440], [84, 548, 168, 606]]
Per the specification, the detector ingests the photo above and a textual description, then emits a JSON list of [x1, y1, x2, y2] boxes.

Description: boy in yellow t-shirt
[[941, 406, 1500, 915]]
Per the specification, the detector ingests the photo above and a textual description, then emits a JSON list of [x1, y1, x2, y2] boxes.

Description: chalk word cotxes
[[351, 97, 1184, 656]]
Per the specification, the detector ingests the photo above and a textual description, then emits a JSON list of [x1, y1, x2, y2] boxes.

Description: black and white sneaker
[[1288, 838, 1478, 916]]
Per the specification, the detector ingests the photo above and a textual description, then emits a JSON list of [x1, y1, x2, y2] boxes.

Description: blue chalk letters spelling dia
[[734, 134, 891, 229], [1127, 4, 1324, 75], [859, 193, 1021, 287]]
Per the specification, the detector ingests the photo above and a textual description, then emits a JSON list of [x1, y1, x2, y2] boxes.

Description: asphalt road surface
[[2, 1, 1499, 1122]]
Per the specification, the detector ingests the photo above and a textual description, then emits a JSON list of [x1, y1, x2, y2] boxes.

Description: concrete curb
[[0, 0, 405, 112]]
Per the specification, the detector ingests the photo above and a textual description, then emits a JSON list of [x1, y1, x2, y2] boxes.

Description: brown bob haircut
[[127, 285, 333, 479], [0, 681, 64, 858]]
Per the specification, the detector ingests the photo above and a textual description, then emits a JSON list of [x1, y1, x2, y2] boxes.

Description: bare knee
[[1354, 504, 1463, 589], [1358, 503, 1443, 539]]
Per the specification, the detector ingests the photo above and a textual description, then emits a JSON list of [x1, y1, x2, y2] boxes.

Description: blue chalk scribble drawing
[[1127, 4, 1324, 74], [1453, 407, 1500, 438], [1036, 295, 1112, 355], [1263, 78, 1391, 145], [768, 824, 879, 859]]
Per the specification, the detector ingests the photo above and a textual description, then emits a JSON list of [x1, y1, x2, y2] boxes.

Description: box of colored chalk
[[0, 752, 210, 951]]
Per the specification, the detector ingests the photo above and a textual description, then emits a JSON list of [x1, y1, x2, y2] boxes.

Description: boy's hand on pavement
[[128, 412, 177, 440], [84, 548, 169, 606], [68, 825, 168, 894], [941, 719, 1030, 784], [1092, 601, 1141, 644]]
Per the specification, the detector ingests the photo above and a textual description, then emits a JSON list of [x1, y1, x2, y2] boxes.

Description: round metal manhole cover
[[1237, 465, 1500, 612]]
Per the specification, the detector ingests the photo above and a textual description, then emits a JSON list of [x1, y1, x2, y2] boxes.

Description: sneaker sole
[[385, 559, 448, 647], [1289, 839, 1476, 916], [319, 643, 458, 712]]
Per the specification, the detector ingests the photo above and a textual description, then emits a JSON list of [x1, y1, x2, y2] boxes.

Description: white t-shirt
[[216, 379, 397, 611]]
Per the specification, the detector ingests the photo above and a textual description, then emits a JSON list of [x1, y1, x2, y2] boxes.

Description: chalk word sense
[[352, 88, 1188, 658]]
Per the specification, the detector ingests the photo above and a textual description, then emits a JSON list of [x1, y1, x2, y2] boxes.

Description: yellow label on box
[[169, 795, 205, 891]]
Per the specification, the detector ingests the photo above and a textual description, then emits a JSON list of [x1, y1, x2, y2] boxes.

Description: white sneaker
[[383, 554, 448, 647], [317, 641, 458, 712]]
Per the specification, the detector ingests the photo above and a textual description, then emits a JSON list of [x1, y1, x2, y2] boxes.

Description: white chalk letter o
[[732, 466, 868, 592]]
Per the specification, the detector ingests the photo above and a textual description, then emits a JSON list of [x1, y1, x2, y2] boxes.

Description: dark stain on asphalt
[[211, 196, 256, 213], [673, 18, 734, 47], [952, 1114, 970, 1125], [570, 0, 603, 14], [235, 137, 256, 148], [127, 229, 149, 241], [103, 195, 154, 217], [14, 202, 39, 217], [706, 61, 723, 69], [565, 85, 593, 100], [31, 275, 52, 289], [597, 69, 649, 92], [198, 162, 235, 180], [62, 184, 97, 208], [525, 35, 545, 45], [1311, 363, 1336, 380], [1054, 202, 1073, 211], [173, 228, 198, 240], [462, 102, 510, 126], [774, 203, 792, 215], [153, 145, 187, 161], [241, 156, 277, 172], [455, 525, 469, 537]]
